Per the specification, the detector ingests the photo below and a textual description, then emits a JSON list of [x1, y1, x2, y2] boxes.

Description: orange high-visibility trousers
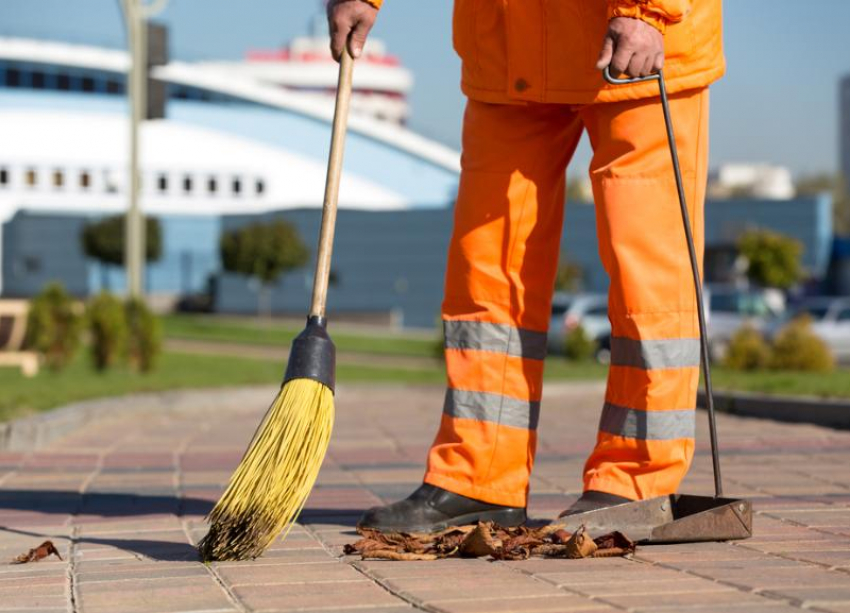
[[424, 88, 709, 508]]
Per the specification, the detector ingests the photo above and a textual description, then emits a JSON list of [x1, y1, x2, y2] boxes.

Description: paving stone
[[76, 564, 208, 583], [77, 576, 234, 613], [428, 595, 613, 613], [819, 605, 850, 613], [0, 609, 67, 613], [232, 580, 402, 611], [355, 558, 492, 579], [632, 605, 809, 613], [569, 577, 731, 597], [600, 589, 777, 610], [760, 585, 850, 604], [0, 590, 67, 609], [4, 384, 850, 612], [695, 565, 850, 590], [218, 560, 363, 585]]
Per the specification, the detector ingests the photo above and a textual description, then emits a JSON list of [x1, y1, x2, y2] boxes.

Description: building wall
[[2, 212, 90, 296], [2, 195, 835, 329], [215, 195, 835, 328], [2, 210, 220, 298]]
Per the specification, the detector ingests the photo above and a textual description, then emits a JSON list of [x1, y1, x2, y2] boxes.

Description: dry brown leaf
[[11, 541, 63, 565], [459, 522, 500, 557], [564, 526, 598, 559], [591, 547, 631, 558], [593, 531, 636, 553], [551, 529, 572, 545], [362, 549, 439, 561]]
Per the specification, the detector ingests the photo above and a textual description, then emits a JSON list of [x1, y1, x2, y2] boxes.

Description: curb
[[699, 390, 850, 430], [0, 386, 276, 453]]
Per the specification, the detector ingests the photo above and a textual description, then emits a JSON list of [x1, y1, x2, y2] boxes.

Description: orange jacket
[[363, 0, 724, 104]]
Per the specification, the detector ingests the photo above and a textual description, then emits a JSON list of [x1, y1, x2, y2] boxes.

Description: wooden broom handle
[[310, 49, 354, 319]]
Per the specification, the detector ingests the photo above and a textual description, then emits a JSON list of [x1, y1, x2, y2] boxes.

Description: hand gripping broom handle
[[603, 67, 723, 498], [310, 49, 354, 320]]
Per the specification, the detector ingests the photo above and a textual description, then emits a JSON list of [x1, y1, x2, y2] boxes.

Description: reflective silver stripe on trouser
[[444, 389, 541, 430], [599, 403, 695, 440], [610, 337, 701, 370], [443, 320, 547, 361]]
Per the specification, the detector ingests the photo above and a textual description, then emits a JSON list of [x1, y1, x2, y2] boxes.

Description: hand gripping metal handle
[[603, 67, 724, 498]]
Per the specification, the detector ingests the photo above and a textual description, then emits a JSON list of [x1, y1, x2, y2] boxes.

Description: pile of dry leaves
[[344, 523, 635, 561]]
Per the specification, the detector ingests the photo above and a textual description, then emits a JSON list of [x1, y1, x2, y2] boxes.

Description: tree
[[737, 229, 803, 290], [81, 215, 163, 289], [220, 220, 310, 316]]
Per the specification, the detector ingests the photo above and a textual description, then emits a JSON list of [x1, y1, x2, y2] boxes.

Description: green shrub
[[87, 293, 128, 372], [738, 229, 803, 289], [769, 315, 834, 373], [25, 283, 82, 371], [125, 298, 162, 373], [564, 325, 597, 362], [723, 326, 771, 371]]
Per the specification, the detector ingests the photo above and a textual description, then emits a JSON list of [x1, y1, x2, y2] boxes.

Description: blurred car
[[767, 297, 850, 362], [706, 285, 784, 362], [547, 293, 610, 355]]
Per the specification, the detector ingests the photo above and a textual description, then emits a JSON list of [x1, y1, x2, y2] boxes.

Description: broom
[[198, 49, 355, 562]]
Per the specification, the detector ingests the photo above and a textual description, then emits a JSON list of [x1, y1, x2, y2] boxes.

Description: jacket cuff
[[608, 3, 671, 34], [362, 0, 382, 8]]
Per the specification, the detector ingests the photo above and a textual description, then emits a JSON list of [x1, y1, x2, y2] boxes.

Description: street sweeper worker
[[328, 0, 725, 532]]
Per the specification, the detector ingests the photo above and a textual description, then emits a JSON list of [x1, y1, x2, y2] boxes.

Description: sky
[[0, 0, 848, 178]]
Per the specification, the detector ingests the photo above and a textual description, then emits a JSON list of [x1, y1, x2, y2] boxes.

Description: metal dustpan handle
[[603, 67, 723, 498]]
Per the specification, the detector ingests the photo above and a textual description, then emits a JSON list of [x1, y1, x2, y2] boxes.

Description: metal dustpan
[[560, 70, 754, 545], [558, 494, 752, 544]]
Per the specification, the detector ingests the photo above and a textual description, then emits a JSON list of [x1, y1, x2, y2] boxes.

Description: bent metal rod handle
[[603, 67, 724, 498], [311, 49, 355, 320]]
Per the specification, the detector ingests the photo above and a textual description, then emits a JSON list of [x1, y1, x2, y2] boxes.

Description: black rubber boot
[[358, 484, 526, 533], [557, 490, 633, 518]]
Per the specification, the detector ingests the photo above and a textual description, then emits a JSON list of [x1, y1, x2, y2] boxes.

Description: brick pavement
[[1, 382, 850, 613]]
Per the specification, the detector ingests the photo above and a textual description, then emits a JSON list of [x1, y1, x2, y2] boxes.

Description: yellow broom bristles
[[198, 378, 335, 561]]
